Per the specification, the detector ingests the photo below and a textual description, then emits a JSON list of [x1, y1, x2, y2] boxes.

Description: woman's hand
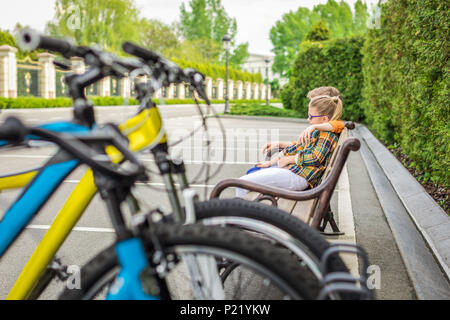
[[261, 142, 278, 155], [298, 125, 317, 145], [262, 141, 293, 155], [256, 161, 273, 168], [277, 156, 296, 168]]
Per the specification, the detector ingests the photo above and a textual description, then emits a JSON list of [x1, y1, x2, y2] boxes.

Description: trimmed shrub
[[282, 37, 365, 122], [230, 103, 301, 118], [88, 96, 124, 106], [361, 0, 449, 187], [0, 96, 280, 109], [173, 58, 263, 83], [0, 97, 72, 109], [0, 96, 133, 109]]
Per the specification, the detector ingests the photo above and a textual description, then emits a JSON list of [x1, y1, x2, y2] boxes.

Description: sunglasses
[[308, 113, 327, 120]]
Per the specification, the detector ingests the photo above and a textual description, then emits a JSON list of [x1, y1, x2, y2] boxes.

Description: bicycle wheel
[[193, 198, 350, 280], [59, 223, 321, 300]]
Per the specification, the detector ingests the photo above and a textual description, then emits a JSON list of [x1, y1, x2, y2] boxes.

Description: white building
[[242, 53, 288, 86]]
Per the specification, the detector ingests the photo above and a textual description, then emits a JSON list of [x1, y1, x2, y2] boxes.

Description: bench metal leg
[[320, 210, 345, 236]]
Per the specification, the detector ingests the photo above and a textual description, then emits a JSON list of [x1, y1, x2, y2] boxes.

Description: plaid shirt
[[282, 130, 339, 188]]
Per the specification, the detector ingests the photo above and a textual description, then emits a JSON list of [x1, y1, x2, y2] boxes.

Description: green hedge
[[0, 97, 73, 109], [0, 96, 280, 109], [0, 96, 139, 109], [281, 37, 365, 122], [173, 58, 263, 83], [230, 102, 301, 118], [361, 0, 449, 187]]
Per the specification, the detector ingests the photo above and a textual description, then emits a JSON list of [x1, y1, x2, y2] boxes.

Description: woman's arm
[[298, 120, 346, 145], [261, 141, 292, 155], [296, 132, 338, 167], [298, 123, 333, 145], [257, 154, 297, 168]]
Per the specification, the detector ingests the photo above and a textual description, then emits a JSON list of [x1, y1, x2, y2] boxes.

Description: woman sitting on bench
[[236, 95, 343, 198]]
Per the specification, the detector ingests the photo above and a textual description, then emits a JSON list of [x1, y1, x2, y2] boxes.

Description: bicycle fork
[[106, 237, 159, 300], [154, 149, 225, 300]]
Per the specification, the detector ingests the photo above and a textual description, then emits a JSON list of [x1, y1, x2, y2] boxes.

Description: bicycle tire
[[193, 198, 350, 276], [59, 223, 321, 300]]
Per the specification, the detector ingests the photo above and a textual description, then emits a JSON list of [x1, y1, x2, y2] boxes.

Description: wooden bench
[[209, 123, 360, 235]]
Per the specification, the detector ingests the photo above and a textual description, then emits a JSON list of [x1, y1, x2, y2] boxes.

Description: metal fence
[[17, 57, 39, 97]]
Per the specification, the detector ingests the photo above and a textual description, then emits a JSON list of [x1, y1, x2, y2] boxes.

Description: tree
[[180, 0, 237, 44], [312, 0, 354, 38], [269, 7, 317, 78], [0, 29, 16, 47], [179, 0, 248, 69], [270, 78, 281, 98], [164, 38, 222, 64], [0, 27, 42, 60], [46, 0, 141, 54], [229, 43, 249, 69], [305, 21, 331, 41], [270, 0, 369, 77], [140, 19, 180, 55]]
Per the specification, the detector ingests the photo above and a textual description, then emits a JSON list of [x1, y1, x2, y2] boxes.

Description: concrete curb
[[353, 125, 450, 299]]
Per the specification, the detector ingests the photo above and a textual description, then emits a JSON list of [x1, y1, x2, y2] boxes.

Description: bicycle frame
[[0, 106, 167, 300]]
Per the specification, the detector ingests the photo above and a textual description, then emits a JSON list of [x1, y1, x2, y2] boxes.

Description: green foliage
[[179, 0, 248, 69], [361, 0, 449, 187], [282, 37, 365, 122], [230, 103, 301, 118], [140, 19, 180, 55], [173, 58, 263, 83], [0, 29, 16, 47], [88, 96, 124, 106], [180, 0, 237, 44], [0, 96, 136, 109], [305, 21, 331, 41], [0, 97, 73, 109], [165, 38, 222, 64], [269, 78, 281, 98], [0, 97, 278, 109], [228, 43, 250, 69], [270, 0, 369, 77], [46, 0, 141, 54], [0, 27, 43, 60]]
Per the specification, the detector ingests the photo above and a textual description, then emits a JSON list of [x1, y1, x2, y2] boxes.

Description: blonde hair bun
[[309, 95, 343, 121]]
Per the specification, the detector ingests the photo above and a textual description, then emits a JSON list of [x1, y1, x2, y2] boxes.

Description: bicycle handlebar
[[0, 117, 146, 181], [18, 29, 87, 59], [0, 117, 29, 143], [122, 42, 161, 64], [123, 42, 210, 104]]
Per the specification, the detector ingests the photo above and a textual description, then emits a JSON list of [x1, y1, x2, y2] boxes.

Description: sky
[[0, 0, 379, 55]]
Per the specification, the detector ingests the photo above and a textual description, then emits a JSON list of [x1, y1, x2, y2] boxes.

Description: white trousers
[[235, 166, 309, 198]]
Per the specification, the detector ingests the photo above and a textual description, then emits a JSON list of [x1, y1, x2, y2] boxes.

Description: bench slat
[[277, 198, 297, 213], [290, 199, 316, 222]]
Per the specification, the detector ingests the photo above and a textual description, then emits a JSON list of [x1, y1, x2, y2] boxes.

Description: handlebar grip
[[18, 29, 82, 58], [0, 117, 28, 143], [122, 42, 161, 64]]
